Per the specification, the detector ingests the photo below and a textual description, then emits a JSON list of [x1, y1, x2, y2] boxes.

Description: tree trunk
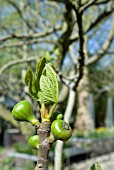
[[0, 118, 5, 146], [75, 67, 94, 131], [105, 96, 113, 128]]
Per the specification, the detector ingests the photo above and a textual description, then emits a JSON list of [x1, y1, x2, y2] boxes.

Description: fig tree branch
[[6, 0, 33, 30], [0, 39, 56, 49], [54, 3, 74, 68], [72, 6, 85, 90], [79, 0, 98, 13], [56, 18, 114, 89], [86, 21, 114, 65], [70, 6, 114, 44], [0, 57, 36, 76], [0, 25, 61, 43]]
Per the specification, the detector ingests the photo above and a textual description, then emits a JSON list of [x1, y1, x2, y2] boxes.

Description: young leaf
[[38, 75, 56, 104], [38, 64, 59, 104], [35, 56, 46, 92], [24, 57, 46, 100], [24, 68, 37, 99], [45, 64, 59, 101]]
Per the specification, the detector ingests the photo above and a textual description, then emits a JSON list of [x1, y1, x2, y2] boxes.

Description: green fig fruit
[[28, 135, 39, 149], [12, 100, 39, 125], [51, 120, 72, 142], [52, 111, 63, 121], [90, 163, 102, 170]]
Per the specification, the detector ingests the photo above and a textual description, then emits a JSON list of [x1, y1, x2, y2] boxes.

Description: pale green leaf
[[35, 56, 46, 92], [38, 64, 59, 104], [24, 68, 37, 99], [45, 64, 59, 100], [24, 57, 46, 100]]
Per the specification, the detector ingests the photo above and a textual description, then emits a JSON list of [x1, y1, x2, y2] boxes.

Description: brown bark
[[35, 122, 51, 170], [75, 67, 94, 131]]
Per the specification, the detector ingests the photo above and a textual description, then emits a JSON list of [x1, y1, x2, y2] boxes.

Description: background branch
[[0, 57, 36, 76]]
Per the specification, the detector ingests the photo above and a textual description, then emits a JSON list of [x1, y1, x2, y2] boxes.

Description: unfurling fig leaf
[[24, 57, 59, 106], [38, 64, 59, 105], [24, 57, 46, 100], [12, 100, 39, 125], [51, 120, 72, 142], [24, 68, 37, 99], [35, 56, 46, 92], [29, 135, 39, 149]]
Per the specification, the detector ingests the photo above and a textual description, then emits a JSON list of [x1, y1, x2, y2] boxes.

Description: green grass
[[75, 127, 114, 139]]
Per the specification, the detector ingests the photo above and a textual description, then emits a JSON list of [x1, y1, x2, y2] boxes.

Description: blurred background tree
[[0, 0, 114, 169]]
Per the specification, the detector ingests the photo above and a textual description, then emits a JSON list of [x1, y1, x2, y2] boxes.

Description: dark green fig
[[28, 135, 39, 149], [90, 163, 102, 170], [51, 120, 72, 142], [12, 100, 39, 125], [52, 111, 63, 120]]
